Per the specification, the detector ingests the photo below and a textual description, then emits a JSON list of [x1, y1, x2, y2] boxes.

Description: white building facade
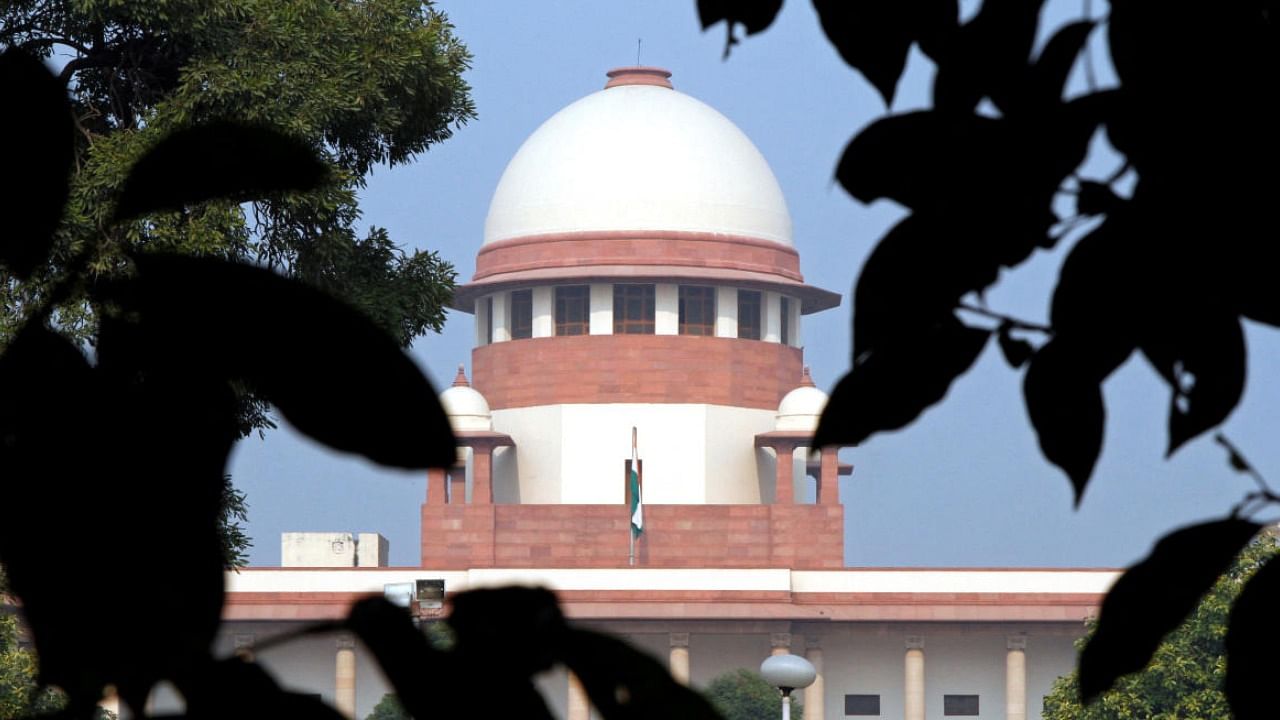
[[202, 67, 1115, 720]]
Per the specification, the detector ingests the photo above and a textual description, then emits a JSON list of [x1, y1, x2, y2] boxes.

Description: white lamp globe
[[760, 654, 817, 691]]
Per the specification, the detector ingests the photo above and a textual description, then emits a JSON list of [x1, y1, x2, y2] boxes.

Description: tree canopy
[[0, 0, 474, 346], [1, 0, 474, 570], [365, 693, 409, 720], [704, 668, 802, 720], [1044, 537, 1280, 719]]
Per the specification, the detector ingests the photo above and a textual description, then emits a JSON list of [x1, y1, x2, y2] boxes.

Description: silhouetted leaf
[[852, 214, 998, 355], [114, 121, 329, 221], [1075, 181, 1124, 216], [931, 0, 1047, 113], [1022, 337, 1111, 504], [181, 657, 347, 720], [697, 0, 783, 58], [0, 49, 74, 279], [348, 592, 557, 720], [837, 111, 1002, 211], [1026, 21, 1095, 110], [346, 598, 454, 720], [1048, 217, 1140, 376], [996, 322, 1033, 368], [1080, 518, 1261, 703], [563, 629, 723, 720], [14, 313, 234, 715], [448, 586, 566, 678], [836, 100, 1100, 260], [112, 253, 455, 468], [1225, 551, 1280, 719], [814, 317, 988, 447], [1140, 313, 1245, 456], [813, 0, 959, 105]]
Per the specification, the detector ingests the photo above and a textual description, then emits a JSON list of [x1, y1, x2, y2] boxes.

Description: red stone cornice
[[452, 230, 840, 315], [221, 589, 1105, 623], [475, 231, 802, 283]]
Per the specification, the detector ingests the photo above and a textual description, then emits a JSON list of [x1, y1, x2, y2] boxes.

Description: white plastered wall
[[532, 286, 553, 338], [474, 296, 490, 346], [492, 405, 562, 503], [492, 404, 774, 504], [655, 284, 678, 335], [715, 286, 738, 337], [703, 405, 776, 503], [185, 621, 1081, 720], [589, 284, 613, 334], [764, 292, 782, 343], [491, 290, 511, 343]]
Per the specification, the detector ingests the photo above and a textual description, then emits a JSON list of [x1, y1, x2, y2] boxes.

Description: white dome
[[483, 68, 792, 246], [776, 385, 829, 433], [440, 385, 492, 432]]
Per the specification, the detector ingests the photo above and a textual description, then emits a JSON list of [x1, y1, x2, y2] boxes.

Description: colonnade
[[902, 634, 1029, 720], [567, 631, 1031, 720], [236, 629, 1034, 720]]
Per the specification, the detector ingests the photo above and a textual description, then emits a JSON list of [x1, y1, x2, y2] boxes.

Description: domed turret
[[776, 367, 828, 432], [439, 365, 492, 432]]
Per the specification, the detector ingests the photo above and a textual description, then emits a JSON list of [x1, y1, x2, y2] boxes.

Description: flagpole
[[629, 426, 636, 567]]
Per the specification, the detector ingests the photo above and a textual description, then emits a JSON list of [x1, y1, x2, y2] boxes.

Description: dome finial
[[801, 366, 815, 387], [605, 66, 673, 89], [453, 363, 469, 387]]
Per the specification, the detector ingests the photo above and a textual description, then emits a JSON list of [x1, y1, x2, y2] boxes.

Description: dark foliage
[[0, 48, 72, 280], [113, 122, 329, 221], [700, 0, 1280, 713], [0, 45, 726, 720]]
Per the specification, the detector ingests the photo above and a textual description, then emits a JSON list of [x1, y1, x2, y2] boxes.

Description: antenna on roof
[[636, 38, 642, 66]]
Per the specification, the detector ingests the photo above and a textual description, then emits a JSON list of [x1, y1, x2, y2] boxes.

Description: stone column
[[904, 636, 924, 720], [233, 633, 255, 661], [472, 445, 493, 504], [447, 464, 466, 504], [770, 632, 792, 656], [1006, 635, 1027, 720], [567, 670, 590, 720], [427, 468, 447, 505], [335, 634, 357, 719], [804, 636, 825, 720], [774, 443, 796, 504], [818, 447, 839, 505], [669, 632, 691, 685]]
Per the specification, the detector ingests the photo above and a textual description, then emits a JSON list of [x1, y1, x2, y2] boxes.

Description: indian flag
[[629, 433, 643, 537]]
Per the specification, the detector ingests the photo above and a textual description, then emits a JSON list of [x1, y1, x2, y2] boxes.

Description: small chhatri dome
[[483, 66, 792, 246], [776, 369, 829, 432], [439, 365, 492, 432]]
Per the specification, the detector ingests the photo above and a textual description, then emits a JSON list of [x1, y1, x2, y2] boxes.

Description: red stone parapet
[[419, 503, 844, 570]]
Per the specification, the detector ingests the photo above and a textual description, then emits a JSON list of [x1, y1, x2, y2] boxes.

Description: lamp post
[[761, 654, 817, 720]]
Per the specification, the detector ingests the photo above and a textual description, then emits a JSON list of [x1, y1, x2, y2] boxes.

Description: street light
[[760, 654, 816, 720]]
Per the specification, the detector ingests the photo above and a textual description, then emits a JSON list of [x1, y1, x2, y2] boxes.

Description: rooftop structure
[[199, 68, 1115, 720]]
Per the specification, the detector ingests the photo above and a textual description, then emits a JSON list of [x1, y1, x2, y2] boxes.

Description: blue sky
[[228, 1, 1280, 568]]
